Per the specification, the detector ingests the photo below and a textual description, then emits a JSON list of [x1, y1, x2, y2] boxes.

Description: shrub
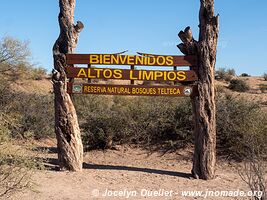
[[215, 85, 226, 94], [259, 84, 267, 93], [240, 73, 250, 77], [74, 95, 193, 150], [10, 93, 54, 139], [215, 68, 226, 80], [227, 68, 236, 76], [0, 90, 54, 140], [216, 94, 267, 160], [229, 79, 250, 92], [30, 67, 47, 80], [75, 92, 267, 161], [0, 142, 43, 198], [215, 68, 235, 81], [239, 158, 266, 200], [263, 73, 267, 81]]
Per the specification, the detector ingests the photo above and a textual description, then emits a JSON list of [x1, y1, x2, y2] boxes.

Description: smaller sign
[[72, 84, 83, 93], [67, 83, 197, 97]]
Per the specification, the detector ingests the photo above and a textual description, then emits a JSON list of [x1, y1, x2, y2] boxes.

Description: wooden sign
[[67, 83, 197, 97], [66, 67, 198, 82], [66, 54, 197, 66]]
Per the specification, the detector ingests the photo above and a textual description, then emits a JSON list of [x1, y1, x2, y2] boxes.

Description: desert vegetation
[[0, 36, 267, 198], [215, 67, 236, 81], [0, 36, 48, 198], [73, 93, 267, 161], [228, 79, 250, 92]]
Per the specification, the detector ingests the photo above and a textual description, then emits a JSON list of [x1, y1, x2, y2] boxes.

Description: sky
[[0, 0, 267, 76]]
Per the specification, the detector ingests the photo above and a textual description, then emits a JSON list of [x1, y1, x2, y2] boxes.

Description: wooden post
[[173, 66, 177, 85], [130, 65, 135, 85], [177, 0, 219, 180], [88, 64, 91, 83], [52, 0, 84, 171]]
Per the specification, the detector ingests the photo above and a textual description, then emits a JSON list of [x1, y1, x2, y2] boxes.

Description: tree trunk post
[[178, 0, 219, 180], [52, 0, 84, 171]]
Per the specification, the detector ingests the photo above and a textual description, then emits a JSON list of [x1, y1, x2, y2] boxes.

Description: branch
[[177, 26, 197, 55], [74, 21, 84, 33]]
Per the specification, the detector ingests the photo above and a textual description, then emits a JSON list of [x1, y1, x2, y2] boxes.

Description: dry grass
[[215, 77, 267, 110], [9, 78, 52, 95]]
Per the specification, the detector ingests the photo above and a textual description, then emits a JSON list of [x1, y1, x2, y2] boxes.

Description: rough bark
[[177, 0, 219, 180], [52, 0, 84, 171]]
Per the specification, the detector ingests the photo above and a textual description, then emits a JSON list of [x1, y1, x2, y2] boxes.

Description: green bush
[[11, 93, 54, 139], [229, 79, 250, 92], [0, 90, 54, 140], [216, 94, 267, 160], [75, 92, 267, 161], [74, 95, 193, 150], [240, 73, 250, 77]]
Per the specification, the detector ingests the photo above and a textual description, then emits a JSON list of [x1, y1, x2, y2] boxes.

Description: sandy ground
[[10, 141, 262, 200]]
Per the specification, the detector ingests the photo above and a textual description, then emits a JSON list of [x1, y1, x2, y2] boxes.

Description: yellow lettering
[[156, 56, 165, 66], [166, 56, 174, 66], [77, 68, 87, 78], [136, 56, 144, 65], [103, 69, 112, 79], [177, 71, 186, 81], [103, 54, 111, 64], [89, 55, 99, 64], [99, 54, 103, 64], [167, 71, 176, 81], [142, 71, 154, 81], [88, 68, 96, 78], [119, 55, 127, 64], [83, 86, 89, 92], [130, 70, 138, 80], [143, 56, 148, 65], [94, 68, 103, 78], [163, 71, 167, 81], [107, 87, 113, 93], [127, 55, 135, 65], [154, 71, 164, 80], [114, 69, 122, 79], [148, 56, 156, 65], [111, 55, 119, 64]]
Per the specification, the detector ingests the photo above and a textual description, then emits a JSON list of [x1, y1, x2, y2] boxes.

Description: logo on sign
[[183, 87, 192, 96], [73, 84, 82, 93]]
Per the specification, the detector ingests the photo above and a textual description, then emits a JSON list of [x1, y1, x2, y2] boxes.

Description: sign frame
[[65, 53, 198, 97]]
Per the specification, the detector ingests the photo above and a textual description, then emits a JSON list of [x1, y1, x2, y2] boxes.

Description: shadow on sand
[[40, 157, 192, 179], [83, 163, 192, 179]]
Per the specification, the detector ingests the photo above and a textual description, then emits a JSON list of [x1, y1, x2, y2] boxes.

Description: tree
[[52, 0, 84, 171], [0, 36, 30, 66], [0, 37, 35, 198], [0, 37, 30, 82], [177, 0, 219, 179]]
